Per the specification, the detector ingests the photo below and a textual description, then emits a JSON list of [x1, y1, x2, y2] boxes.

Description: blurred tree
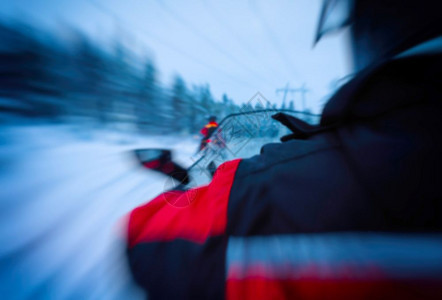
[[136, 60, 159, 132], [74, 37, 109, 124], [254, 101, 264, 111], [0, 23, 61, 118], [288, 100, 294, 111], [186, 91, 199, 133], [0, 21, 245, 135], [221, 93, 237, 118], [199, 84, 214, 115], [171, 75, 187, 133]]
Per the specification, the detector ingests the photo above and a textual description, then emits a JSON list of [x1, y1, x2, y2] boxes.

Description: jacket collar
[[274, 53, 442, 140]]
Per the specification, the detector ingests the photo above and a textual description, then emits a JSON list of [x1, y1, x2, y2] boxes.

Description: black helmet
[[315, 0, 442, 72], [208, 115, 217, 122]]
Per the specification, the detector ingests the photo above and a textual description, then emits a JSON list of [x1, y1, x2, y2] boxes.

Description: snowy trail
[[0, 124, 199, 299]]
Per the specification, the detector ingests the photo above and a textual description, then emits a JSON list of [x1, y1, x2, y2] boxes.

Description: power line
[[201, 0, 282, 80], [276, 83, 310, 110], [203, 0, 257, 57], [86, 0, 257, 89], [154, 0, 271, 83], [249, 1, 300, 82]]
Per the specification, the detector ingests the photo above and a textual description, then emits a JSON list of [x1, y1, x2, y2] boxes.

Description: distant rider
[[199, 115, 218, 151]]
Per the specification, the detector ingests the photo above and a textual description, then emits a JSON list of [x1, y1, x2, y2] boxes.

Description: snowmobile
[[134, 109, 320, 189]]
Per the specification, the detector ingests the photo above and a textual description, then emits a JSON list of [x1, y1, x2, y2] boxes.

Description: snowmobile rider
[[198, 115, 218, 151], [126, 0, 442, 299]]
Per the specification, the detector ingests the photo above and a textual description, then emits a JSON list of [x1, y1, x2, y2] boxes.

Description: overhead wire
[[201, 0, 283, 80], [154, 0, 271, 83], [249, 1, 301, 82], [86, 0, 258, 89]]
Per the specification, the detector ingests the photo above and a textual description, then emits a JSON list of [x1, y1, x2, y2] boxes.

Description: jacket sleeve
[[126, 159, 241, 299], [200, 126, 208, 136]]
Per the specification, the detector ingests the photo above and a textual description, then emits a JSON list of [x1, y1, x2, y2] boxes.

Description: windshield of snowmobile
[[186, 109, 320, 187]]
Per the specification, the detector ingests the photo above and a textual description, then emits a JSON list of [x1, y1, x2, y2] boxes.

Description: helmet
[[315, 0, 442, 72], [208, 115, 217, 122]]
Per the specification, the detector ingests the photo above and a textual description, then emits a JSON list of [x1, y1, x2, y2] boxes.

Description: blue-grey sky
[[0, 0, 352, 112]]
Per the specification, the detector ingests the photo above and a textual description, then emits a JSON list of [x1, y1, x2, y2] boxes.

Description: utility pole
[[298, 84, 310, 111], [275, 82, 291, 108], [275, 83, 310, 110]]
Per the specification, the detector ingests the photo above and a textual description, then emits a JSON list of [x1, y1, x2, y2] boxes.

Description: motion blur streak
[[0, 121, 206, 299], [0, 20, 217, 299], [0, 1, 344, 298]]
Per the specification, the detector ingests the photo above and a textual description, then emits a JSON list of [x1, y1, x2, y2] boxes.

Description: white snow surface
[[0, 124, 200, 299]]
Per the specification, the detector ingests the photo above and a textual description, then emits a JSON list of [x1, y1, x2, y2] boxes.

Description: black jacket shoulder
[[227, 54, 442, 237]]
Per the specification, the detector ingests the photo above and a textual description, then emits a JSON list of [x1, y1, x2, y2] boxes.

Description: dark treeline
[[0, 21, 245, 134], [0, 22, 315, 135]]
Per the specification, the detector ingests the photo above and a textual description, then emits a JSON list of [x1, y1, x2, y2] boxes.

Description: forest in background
[[0, 21, 308, 135]]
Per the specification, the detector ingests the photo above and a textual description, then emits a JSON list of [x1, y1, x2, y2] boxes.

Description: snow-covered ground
[[0, 124, 199, 299]]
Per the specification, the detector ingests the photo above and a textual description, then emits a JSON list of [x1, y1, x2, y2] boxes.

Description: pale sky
[[0, 0, 352, 113]]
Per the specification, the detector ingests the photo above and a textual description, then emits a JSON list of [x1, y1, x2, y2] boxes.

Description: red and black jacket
[[126, 54, 442, 299], [200, 121, 219, 139]]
